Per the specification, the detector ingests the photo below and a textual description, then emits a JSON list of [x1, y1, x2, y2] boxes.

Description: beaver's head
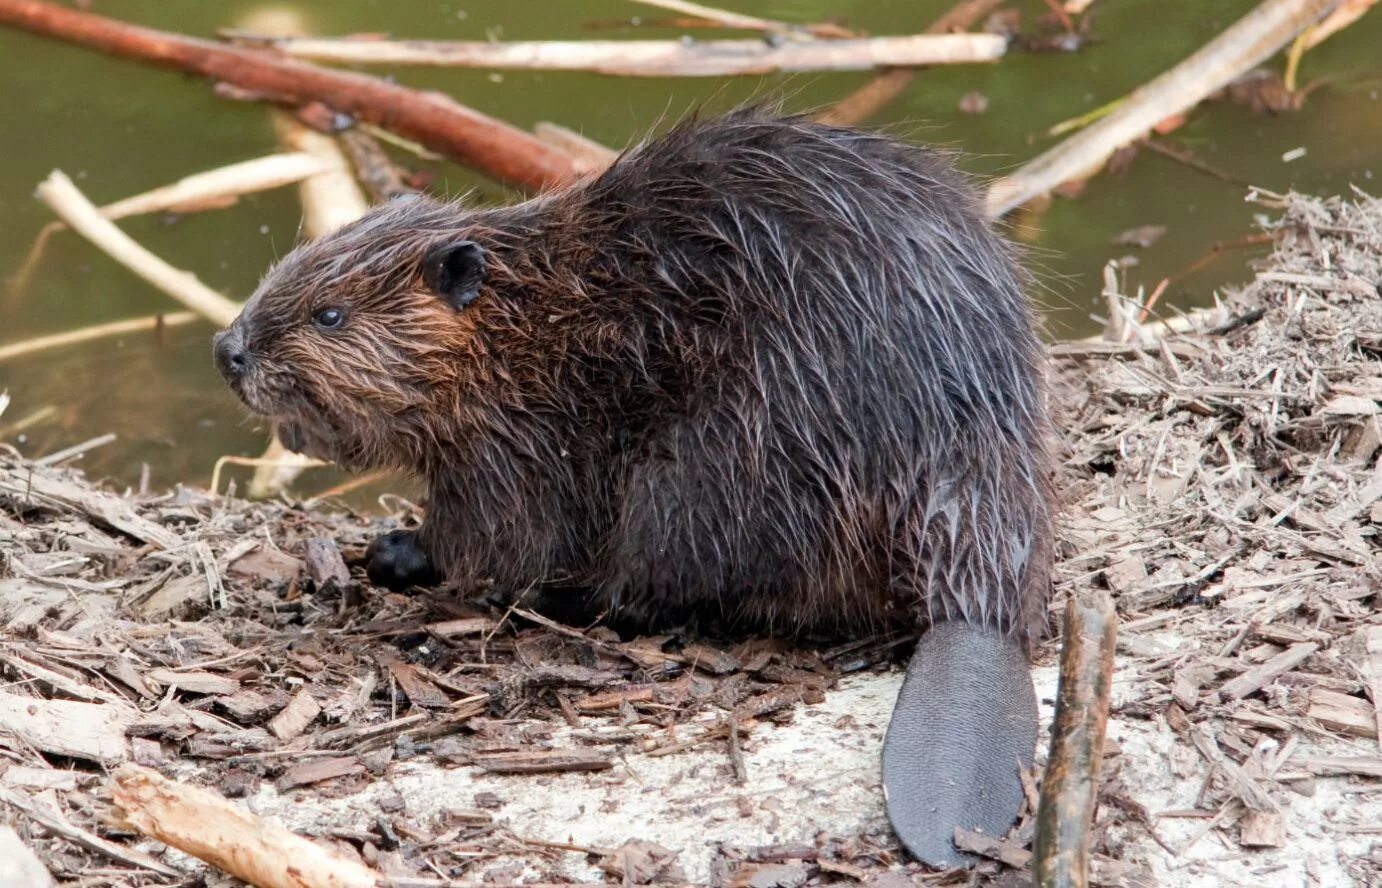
[[213, 196, 497, 470]]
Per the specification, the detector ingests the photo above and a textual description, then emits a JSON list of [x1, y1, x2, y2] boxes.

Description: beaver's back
[[525, 111, 1053, 644]]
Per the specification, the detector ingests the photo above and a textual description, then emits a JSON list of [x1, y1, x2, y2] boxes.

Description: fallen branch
[[0, 312, 198, 363], [110, 764, 379, 888], [816, 0, 1005, 127], [34, 171, 241, 326], [1306, 0, 1378, 46], [11, 151, 331, 297], [0, 0, 578, 192], [233, 32, 1007, 77], [985, 0, 1340, 217], [1034, 590, 1117, 888]]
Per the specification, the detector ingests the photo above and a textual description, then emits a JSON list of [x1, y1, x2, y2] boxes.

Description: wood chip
[[472, 748, 612, 774], [426, 616, 497, 637], [1240, 810, 1287, 847], [1345, 625, 1382, 750], [267, 689, 321, 741], [376, 651, 451, 709], [0, 466, 180, 549], [954, 827, 1033, 868], [302, 536, 350, 588], [275, 756, 365, 791], [145, 668, 241, 696], [0, 693, 135, 764], [1218, 642, 1319, 701], [1307, 688, 1375, 738], [681, 643, 741, 675]]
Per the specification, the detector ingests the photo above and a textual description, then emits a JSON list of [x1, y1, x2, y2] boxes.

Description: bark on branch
[[1034, 590, 1118, 888], [0, 0, 579, 192]]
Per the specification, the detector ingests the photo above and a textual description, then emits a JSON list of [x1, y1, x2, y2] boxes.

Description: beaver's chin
[[276, 419, 340, 462]]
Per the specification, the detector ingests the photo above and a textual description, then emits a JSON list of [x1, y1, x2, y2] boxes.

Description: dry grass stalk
[[986, 0, 1341, 216], [236, 33, 1007, 77], [35, 171, 241, 326]]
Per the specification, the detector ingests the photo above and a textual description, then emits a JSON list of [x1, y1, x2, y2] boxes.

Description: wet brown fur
[[218, 108, 1055, 648]]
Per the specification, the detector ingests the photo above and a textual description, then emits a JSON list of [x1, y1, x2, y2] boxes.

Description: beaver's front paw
[[366, 529, 442, 591]]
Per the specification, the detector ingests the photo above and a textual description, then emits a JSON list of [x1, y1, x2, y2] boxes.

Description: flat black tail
[[882, 621, 1037, 868]]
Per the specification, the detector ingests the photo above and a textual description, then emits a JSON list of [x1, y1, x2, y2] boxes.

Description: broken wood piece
[[1291, 755, 1382, 778], [110, 763, 379, 888], [1345, 625, 1382, 751], [1218, 642, 1319, 701], [235, 33, 1008, 77], [0, 786, 180, 877], [0, 693, 134, 763], [1239, 809, 1287, 847], [1186, 725, 1280, 812], [35, 170, 242, 326], [303, 536, 351, 589], [0, 0, 578, 192], [267, 689, 322, 741], [376, 651, 452, 709], [532, 121, 619, 174], [145, 668, 242, 696], [472, 748, 613, 774], [1034, 589, 1117, 888], [0, 824, 56, 887], [1307, 687, 1375, 738], [275, 756, 366, 792], [986, 0, 1340, 216], [0, 463, 181, 548], [426, 617, 497, 637], [955, 826, 1034, 868]]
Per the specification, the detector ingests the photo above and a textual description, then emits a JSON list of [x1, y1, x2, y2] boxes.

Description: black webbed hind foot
[[366, 529, 442, 591]]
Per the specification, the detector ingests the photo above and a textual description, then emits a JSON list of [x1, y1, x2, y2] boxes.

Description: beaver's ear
[[422, 241, 486, 310]]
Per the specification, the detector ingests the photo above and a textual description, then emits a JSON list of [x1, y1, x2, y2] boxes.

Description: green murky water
[[1, 0, 1379, 494]]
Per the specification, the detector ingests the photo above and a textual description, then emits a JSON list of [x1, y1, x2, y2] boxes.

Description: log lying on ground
[[0, 0, 578, 192], [230, 33, 1007, 77], [111, 764, 380, 888], [35, 171, 242, 327], [985, 0, 1340, 217], [1033, 590, 1117, 888]]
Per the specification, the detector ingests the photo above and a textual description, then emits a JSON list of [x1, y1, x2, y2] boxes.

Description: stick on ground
[[110, 763, 380, 888], [1034, 590, 1117, 888]]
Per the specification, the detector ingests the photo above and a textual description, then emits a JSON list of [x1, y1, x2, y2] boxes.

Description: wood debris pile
[[2, 189, 1381, 885]]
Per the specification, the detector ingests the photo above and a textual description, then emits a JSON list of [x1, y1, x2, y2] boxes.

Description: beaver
[[214, 107, 1054, 868]]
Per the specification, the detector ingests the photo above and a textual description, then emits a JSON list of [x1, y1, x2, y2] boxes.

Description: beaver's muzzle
[[212, 325, 250, 387]]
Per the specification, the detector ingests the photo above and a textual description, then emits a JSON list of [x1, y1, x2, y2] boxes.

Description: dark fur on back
[[222, 108, 1054, 646]]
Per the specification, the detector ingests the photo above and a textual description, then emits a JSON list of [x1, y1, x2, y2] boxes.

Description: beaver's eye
[[313, 307, 346, 330]]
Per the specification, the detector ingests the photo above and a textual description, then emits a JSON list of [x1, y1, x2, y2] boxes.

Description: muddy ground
[[2, 189, 1382, 887]]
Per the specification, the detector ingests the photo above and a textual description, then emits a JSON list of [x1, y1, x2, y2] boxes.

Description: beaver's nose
[[213, 327, 249, 381]]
